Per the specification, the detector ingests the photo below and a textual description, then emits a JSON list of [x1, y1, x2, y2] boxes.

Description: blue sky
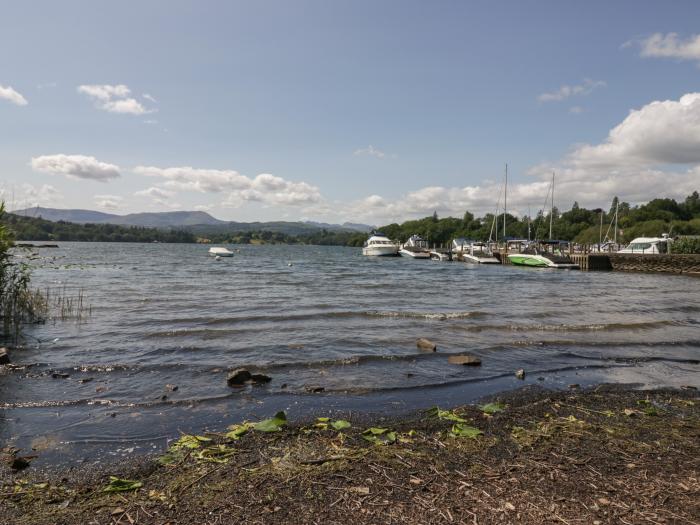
[[2, 1, 700, 223]]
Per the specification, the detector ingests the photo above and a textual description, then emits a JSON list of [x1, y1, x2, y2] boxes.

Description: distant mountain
[[11, 207, 371, 235], [12, 207, 226, 228]]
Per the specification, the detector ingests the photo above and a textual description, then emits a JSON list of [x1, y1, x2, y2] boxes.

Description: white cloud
[[332, 92, 700, 224], [93, 194, 123, 210], [1, 184, 63, 209], [31, 154, 121, 181], [142, 93, 157, 103], [354, 145, 389, 159], [0, 84, 28, 106], [538, 79, 606, 103], [569, 106, 584, 114], [77, 84, 153, 115], [134, 187, 175, 199], [636, 32, 700, 62], [133, 166, 322, 207]]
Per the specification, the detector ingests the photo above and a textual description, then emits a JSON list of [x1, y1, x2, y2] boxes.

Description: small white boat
[[430, 250, 451, 261], [399, 235, 431, 259], [362, 232, 400, 256], [209, 247, 234, 257], [460, 241, 500, 264]]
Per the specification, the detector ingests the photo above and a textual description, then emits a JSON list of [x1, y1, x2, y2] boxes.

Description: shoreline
[[2, 384, 698, 524]]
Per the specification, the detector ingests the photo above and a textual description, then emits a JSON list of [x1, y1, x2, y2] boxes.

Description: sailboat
[[508, 172, 579, 269]]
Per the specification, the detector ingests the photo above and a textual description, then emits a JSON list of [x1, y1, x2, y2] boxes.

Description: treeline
[[377, 191, 700, 246], [4, 213, 197, 243], [206, 229, 364, 246]]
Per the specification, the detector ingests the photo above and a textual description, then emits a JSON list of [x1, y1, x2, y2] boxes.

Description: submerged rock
[[447, 355, 481, 366], [305, 385, 325, 393], [227, 369, 252, 386], [165, 384, 179, 391], [515, 369, 525, 380], [0, 348, 9, 365], [416, 338, 437, 352], [250, 374, 272, 384]]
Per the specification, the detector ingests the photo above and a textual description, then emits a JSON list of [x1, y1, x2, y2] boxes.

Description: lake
[[1, 242, 699, 465]]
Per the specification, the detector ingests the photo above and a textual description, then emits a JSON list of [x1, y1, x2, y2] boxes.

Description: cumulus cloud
[[77, 84, 154, 115], [334, 92, 700, 224], [93, 194, 123, 210], [133, 165, 322, 207], [636, 32, 700, 62], [0, 184, 63, 209], [133, 186, 180, 208], [353, 145, 389, 159], [538, 79, 606, 103], [31, 154, 121, 182], [0, 84, 28, 106]]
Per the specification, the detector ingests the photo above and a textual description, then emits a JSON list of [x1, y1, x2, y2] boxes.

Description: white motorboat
[[430, 250, 451, 261], [617, 236, 671, 254], [460, 241, 500, 264], [362, 232, 399, 256], [209, 247, 234, 257], [399, 234, 430, 258]]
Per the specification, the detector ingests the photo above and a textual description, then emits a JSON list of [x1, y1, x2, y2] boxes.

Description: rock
[[305, 385, 325, 393], [52, 372, 70, 379], [568, 383, 580, 389], [515, 369, 525, 380], [227, 369, 252, 387], [680, 385, 697, 391], [448, 355, 481, 366], [0, 348, 9, 365], [416, 338, 437, 352], [78, 377, 93, 384], [250, 374, 271, 384], [10, 456, 33, 471], [165, 384, 178, 391]]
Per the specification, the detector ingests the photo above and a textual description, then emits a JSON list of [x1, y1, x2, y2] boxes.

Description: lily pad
[[104, 476, 142, 493], [254, 411, 287, 432]]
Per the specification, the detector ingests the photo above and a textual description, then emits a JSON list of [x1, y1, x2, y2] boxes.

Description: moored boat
[[209, 247, 234, 257], [460, 241, 500, 264], [399, 235, 431, 258], [508, 241, 579, 269], [362, 232, 400, 256]]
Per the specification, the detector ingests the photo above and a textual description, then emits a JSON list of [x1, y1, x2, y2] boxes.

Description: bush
[[672, 237, 700, 254]]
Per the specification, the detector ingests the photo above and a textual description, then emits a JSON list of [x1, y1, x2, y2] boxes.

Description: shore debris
[[416, 338, 437, 352], [447, 355, 481, 366], [515, 369, 525, 380], [305, 385, 325, 393]]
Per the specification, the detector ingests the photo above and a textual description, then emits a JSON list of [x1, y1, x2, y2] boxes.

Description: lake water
[[2, 242, 699, 465]]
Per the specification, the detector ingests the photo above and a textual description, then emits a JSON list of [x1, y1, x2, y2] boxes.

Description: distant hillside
[[13, 207, 225, 228], [11, 207, 372, 234]]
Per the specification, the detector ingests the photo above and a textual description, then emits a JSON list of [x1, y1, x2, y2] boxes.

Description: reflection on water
[[1, 242, 699, 464]]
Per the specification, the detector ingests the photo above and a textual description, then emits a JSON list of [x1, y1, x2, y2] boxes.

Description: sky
[[1, 0, 700, 225]]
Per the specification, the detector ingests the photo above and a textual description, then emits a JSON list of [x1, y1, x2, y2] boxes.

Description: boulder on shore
[[448, 355, 481, 366], [416, 338, 437, 352]]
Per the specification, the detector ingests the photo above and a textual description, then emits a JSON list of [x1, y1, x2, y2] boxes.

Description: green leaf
[[448, 423, 483, 439], [254, 411, 287, 432], [428, 406, 467, 423], [331, 419, 351, 431], [479, 402, 505, 415], [362, 427, 396, 444], [316, 417, 330, 422], [104, 476, 143, 493], [225, 422, 253, 440]]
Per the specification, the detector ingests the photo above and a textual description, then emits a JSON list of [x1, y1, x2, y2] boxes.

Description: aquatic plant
[[0, 203, 47, 342]]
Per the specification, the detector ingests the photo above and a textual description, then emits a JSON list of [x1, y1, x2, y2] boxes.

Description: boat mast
[[503, 163, 507, 241], [549, 171, 554, 239], [527, 204, 531, 241], [614, 199, 619, 245]]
